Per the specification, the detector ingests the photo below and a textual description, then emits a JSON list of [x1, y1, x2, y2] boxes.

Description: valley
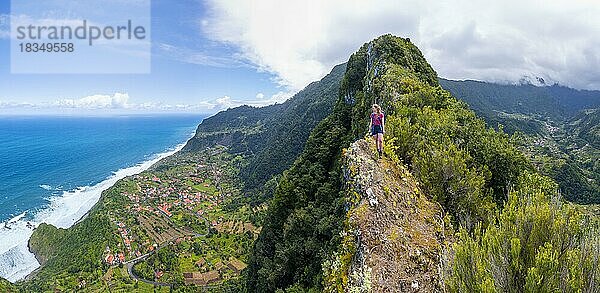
[[4, 34, 599, 293], [440, 79, 600, 203]]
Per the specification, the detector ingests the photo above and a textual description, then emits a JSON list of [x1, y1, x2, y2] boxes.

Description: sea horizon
[[0, 114, 204, 282]]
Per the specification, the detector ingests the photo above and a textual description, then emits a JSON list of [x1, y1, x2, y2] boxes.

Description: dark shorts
[[371, 125, 383, 135]]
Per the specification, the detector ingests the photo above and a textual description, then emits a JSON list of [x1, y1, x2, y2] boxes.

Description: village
[[100, 150, 263, 288]]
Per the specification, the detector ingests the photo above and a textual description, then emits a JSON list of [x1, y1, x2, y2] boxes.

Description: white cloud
[[203, 0, 600, 90], [54, 93, 130, 109], [215, 96, 234, 109], [256, 91, 293, 106], [0, 93, 228, 114], [209, 91, 295, 110], [0, 91, 293, 115], [0, 100, 36, 108], [203, 0, 420, 90]]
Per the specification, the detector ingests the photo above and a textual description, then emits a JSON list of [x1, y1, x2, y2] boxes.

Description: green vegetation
[[14, 147, 262, 292], [381, 71, 530, 228], [569, 109, 600, 149], [441, 79, 600, 203], [0, 277, 18, 292], [439, 78, 600, 123], [183, 63, 346, 202], [248, 34, 509, 291], [447, 172, 600, 292], [247, 109, 352, 292], [21, 213, 118, 291], [248, 34, 600, 292]]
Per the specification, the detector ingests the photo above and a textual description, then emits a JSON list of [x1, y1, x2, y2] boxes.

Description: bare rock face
[[325, 139, 450, 292]]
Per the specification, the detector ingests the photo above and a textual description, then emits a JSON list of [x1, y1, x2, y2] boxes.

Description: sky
[[1, 0, 599, 115]]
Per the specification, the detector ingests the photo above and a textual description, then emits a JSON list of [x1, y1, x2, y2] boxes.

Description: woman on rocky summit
[[369, 104, 385, 157]]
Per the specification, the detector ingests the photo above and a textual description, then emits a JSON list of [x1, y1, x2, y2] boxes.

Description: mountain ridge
[[439, 78, 600, 123], [183, 63, 346, 201], [248, 34, 529, 291], [248, 34, 599, 292], [3, 34, 599, 292], [323, 139, 448, 292]]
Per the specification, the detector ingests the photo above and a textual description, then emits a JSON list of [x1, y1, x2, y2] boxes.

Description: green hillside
[[184, 63, 346, 201], [569, 108, 600, 149], [441, 78, 600, 203], [248, 34, 600, 292], [439, 78, 600, 126]]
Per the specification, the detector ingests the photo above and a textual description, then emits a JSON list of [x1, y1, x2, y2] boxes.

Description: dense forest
[[247, 34, 600, 291], [439, 79, 600, 124], [440, 79, 600, 203], [183, 63, 346, 202]]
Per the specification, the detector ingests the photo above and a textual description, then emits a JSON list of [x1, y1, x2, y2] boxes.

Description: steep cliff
[[248, 34, 532, 292], [183, 63, 346, 201]]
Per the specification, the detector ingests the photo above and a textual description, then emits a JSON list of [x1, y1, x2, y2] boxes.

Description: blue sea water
[[0, 114, 204, 281]]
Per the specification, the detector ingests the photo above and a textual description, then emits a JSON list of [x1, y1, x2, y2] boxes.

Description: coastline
[[71, 140, 189, 228], [18, 134, 195, 282]]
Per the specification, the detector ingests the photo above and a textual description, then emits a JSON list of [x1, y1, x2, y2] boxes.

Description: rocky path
[[341, 139, 450, 292]]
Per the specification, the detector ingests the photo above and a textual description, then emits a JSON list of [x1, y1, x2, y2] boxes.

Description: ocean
[[0, 114, 204, 282]]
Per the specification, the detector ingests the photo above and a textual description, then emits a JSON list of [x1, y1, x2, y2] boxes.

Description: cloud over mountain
[[203, 0, 600, 90]]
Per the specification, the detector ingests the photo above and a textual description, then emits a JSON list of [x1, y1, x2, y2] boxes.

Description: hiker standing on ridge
[[369, 104, 385, 157]]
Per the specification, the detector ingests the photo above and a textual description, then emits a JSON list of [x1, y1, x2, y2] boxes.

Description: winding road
[[122, 215, 210, 287], [120, 158, 220, 288]]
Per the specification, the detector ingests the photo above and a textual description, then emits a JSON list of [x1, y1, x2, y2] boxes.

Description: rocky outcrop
[[324, 139, 450, 292]]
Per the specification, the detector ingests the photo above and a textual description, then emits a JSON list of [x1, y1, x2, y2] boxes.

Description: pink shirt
[[371, 113, 384, 126]]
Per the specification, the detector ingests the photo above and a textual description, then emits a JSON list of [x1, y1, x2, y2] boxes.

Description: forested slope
[[440, 78, 600, 203], [183, 63, 346, 201], [248, 34, 600, 292], [439, 78, 600, 126]]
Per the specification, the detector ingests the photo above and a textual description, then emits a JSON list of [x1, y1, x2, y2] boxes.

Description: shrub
[[447, 172, 600, 292]]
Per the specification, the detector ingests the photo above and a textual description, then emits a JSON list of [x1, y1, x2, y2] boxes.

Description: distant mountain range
[[440, 78, 600, 124], [441, 78, 600, 203]]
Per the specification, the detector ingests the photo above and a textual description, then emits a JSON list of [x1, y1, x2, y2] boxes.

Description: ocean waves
[[0, 141, 188, 282]]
